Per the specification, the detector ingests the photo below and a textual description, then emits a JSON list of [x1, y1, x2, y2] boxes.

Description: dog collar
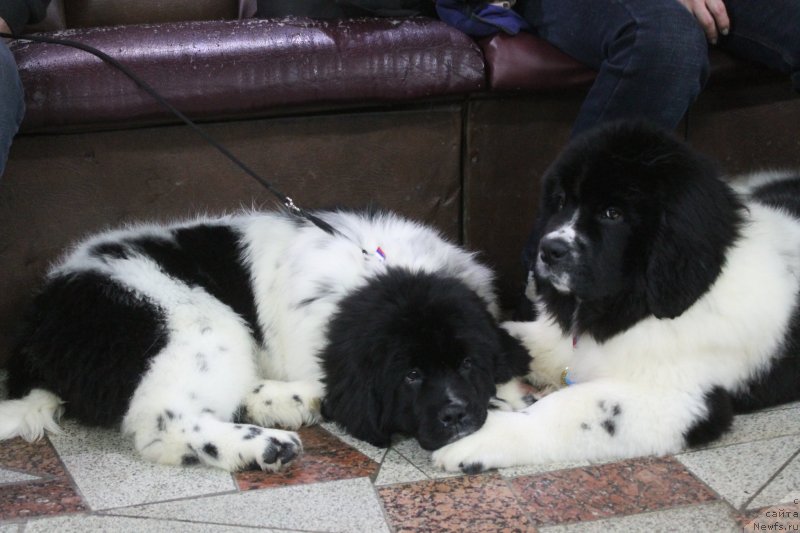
[[561, 367, 575, 387], [363, 246, 386, 264], [561, 335, 578, 387]]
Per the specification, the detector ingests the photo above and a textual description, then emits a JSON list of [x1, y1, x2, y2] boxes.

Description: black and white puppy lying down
[[434, 121, 800, 473], [0, 210, 532, 471]]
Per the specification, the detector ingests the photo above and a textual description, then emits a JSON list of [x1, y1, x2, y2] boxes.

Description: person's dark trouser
[[0, 42, 25, 178], [517, 0, 800, 137]]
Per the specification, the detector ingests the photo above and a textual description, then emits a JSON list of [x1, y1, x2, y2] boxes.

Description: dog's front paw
[[432, 410, 534, 473], [432, 430, 495, 474], [433, 411, 515, 473], [242, 380, 323, 430]]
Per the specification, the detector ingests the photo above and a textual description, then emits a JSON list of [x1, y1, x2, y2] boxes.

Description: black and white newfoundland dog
[[0, 209, 532, 471], [433, 121, 800, 473]]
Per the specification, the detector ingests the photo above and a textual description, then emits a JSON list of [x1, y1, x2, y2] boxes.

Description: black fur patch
[[202, 443, 219, 459], [684, 387, 734, 447], [243, 427, 262, 440], [8, 271, 168, 427], [262, 438, 282, 464], [460, 462, 485, 475], [128, 224, 262, 345], [601, 419, 616, 436], [600, 401, 621, 436], [181, 455, 200, 466], [751, 174, 800, 218]]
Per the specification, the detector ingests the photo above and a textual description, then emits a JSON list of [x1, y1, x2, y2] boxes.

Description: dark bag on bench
[[435, 0, 530, 37]]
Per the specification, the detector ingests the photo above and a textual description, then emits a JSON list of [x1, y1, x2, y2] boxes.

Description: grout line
[[741, 446, 800, 511], [369, 480, 397, 533], [373, 454, 430, 487], [502, 476, 541, 531], [94, 511, 325, 532], [387, 447, 435, 483]]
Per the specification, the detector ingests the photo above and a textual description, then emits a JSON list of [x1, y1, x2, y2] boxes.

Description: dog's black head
[[320, 268, 530, 450], [524, 121, 745, 341]]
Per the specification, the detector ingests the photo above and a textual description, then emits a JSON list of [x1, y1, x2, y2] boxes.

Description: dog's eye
[[405, 369, 422, 384], [600, 206, 623, 221], [461, 358, 472, 371]]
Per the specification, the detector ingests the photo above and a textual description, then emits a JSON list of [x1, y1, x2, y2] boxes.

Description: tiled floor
[[2, 371, 800, 532]]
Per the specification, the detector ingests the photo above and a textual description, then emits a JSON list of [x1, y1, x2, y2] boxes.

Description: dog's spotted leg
[[132, 410, 301, 471], [433, 380, 704, 473], [240, 380, 323, 430]]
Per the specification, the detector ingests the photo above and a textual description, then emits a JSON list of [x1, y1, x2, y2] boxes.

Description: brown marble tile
[[235, 425, 379, 490], [378, 473, 537, 533], [0, 437, 87, 520], [0, 436, 65, 478], [509, 456, 717, 526]]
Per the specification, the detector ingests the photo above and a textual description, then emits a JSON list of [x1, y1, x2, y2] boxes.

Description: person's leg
[[518, 0, 710, 136], [720, 0, 800, 91], [0, 42, 25, 177]]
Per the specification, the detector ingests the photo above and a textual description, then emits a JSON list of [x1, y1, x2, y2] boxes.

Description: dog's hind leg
[[121, 299, 301, 471]]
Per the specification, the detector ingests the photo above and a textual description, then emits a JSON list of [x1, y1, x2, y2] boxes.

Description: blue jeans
[[517, 0, 800, 137], [0, 42, 25, 177]]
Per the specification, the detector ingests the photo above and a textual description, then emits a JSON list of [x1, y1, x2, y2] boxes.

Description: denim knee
[[0, 44, 25, 175], [619, 3, 710, 96], [573, 3, 711, 133]]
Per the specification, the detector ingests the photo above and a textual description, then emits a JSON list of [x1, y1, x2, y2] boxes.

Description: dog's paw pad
[[257, 433, 301, 471], [262, 436, 300, 466], [460, 462, 486, 475]]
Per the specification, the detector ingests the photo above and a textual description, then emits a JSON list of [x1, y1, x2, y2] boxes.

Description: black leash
[[1, 31, 340, 237]]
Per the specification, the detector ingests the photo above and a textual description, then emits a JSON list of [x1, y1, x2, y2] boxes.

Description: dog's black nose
[[539, 238, 570, 265], [439, 401, 468, 427]]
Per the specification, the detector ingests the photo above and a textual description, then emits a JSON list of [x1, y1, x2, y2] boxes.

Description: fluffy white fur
[[0, 389, 64, 442]]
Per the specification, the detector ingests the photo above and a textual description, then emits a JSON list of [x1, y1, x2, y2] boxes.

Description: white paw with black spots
[[238, 428, 302, 472], [197, 426, 302, 472], [241, 380, 323, 430]]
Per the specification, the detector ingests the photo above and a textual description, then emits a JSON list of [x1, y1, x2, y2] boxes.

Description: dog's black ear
[[645, 174, 742, 319], [491, 324, 533, 383], [321, 366, 393, 448]]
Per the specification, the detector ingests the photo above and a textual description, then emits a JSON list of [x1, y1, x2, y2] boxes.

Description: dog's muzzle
[[536, 235, 575, 293]]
